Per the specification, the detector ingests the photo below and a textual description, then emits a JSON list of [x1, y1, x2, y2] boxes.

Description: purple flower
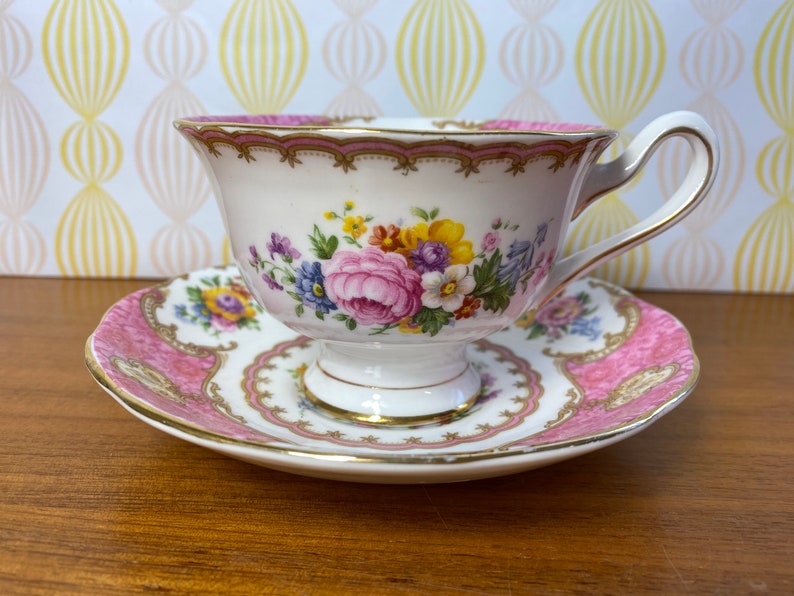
[[295, 261, 337, 314], [266, 232, 301, 262], [212, 292, 246, 316], [410, 239, 450, 273], [262, 273, 283, 291], [480, 372, 497, 389]]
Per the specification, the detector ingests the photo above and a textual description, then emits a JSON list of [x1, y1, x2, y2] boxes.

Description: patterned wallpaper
[[0, 0, 791, 293]]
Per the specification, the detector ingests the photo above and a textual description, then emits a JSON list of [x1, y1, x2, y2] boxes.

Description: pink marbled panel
[[525, 297, 696, 445], [91, 290, 273, 442]]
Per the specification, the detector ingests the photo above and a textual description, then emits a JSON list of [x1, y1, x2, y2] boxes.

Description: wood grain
[[1, 275, 792, 595]]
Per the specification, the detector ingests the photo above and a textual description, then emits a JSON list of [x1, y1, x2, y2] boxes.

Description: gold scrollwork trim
[[140, 288, 221, 359], [176, 123, 615, 177], [110, 357, 202, 406], [587, 364, 681, 411], [541, 288, 643, 428], [138, 286, 244, 426]]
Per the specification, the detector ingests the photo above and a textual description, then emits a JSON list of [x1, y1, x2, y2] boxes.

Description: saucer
[[86, 265, 699, 484]]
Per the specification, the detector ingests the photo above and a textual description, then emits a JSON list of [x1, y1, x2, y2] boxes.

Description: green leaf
[[286, 290, 302, 302], [412, 307, 453, 336], [410, 206, 430, 221], [314, 309, 325, 321], [327, 234, 339, 254], [237, 318, 260, 331], [528, 325, 546, 340], [472, 249, 502, 292], [308, 224, 338, 259], [369, 323, 399, 336], [333, 313, 349, 322], [428, 207, 439, 220], [186, 286, 203, 302], [295, 303, 305, 317], [479, 286, 512, 314], [345, 317, 357, 331]]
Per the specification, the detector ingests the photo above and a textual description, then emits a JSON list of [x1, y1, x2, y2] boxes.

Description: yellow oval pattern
[[220, 0, 308, 113], [55, 185, 137, 276], [754, 0, 794, 133], [575, 0, 665, 128], [396, 0, 484, 116], [735, 0, 794, 292], [43, 0, 129, 117], [564, 195, 649, 287], [60, 120, 122, 184], [43, 0, 135, 277], [734, 200, 794, 292], [568, 0, 664, 287]]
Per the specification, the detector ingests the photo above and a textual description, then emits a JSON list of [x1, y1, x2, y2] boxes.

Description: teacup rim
[[174, 114, 617, 137]]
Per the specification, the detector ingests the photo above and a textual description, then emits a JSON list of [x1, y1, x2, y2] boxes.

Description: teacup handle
[[540, 110, 719, 303]]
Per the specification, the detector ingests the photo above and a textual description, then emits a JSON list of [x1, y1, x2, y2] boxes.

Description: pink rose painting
[[323, 247, 423, 326]]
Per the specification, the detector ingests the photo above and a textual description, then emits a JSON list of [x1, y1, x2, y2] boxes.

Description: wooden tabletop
[[2, 274, 792, 595]]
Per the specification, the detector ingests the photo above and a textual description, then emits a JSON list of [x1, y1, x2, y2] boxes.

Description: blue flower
[[571, 316, 602, 341], [534, 222, 548, 246], [497, 222, 551, 290], [498, 238, 535, 288], [294, 261, 337, 314], [191, 302, 212, 321]]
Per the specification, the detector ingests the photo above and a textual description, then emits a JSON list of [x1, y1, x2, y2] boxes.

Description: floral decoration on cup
[[515, 290, 602, 342], [248, 202, 554, 337], [175, 274, 264, 335]]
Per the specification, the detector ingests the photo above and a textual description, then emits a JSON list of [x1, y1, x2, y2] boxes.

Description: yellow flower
[[398, 218, 473, 264], [201, 287, 257, 321], [513, 310, 536, 329], [397, 317, 422, 334], [342, 214, 367, 238], [344, 200, 355, 210], [323, 211, 334, 220]]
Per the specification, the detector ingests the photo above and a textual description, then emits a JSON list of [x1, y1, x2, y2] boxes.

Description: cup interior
[[177, 114, 608, 134]]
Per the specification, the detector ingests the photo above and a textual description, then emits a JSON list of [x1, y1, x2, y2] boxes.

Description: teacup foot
[[300, 341, 482, 426]]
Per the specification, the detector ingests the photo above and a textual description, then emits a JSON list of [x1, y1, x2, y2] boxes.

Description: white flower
[[421, 264, 475, 312]]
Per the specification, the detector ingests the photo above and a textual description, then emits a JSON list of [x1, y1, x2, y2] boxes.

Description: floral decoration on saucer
[[86, 265, 699, 484]]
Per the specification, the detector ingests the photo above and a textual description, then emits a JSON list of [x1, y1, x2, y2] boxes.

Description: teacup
[[174, 112, 718, 426]]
